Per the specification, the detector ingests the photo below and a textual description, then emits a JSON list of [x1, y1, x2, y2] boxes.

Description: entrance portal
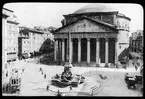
[[81, 38, 87, 61], [109, 38, 115, 63], [73, 39, 78, 62], [100, 38, 105, 63], [90, 38, 96, 61]]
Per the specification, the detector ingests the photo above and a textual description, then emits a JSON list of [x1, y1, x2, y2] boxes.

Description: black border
[[1, 0, 144, 98]]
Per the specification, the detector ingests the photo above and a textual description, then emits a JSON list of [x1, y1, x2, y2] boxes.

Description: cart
[[124, 73, 135, 84], [127, 77, 136, 89]]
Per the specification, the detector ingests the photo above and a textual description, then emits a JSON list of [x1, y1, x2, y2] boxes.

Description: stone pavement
[[3, 59, 143, 96]]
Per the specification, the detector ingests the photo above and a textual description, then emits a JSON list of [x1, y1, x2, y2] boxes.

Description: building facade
[[2, 8, 19, 63], [2, 8, 11, 71], [7, 14, 19, 62], [129, 30, 143, 53], [53, 4, 131, 66], [18, 27, 53, 56]]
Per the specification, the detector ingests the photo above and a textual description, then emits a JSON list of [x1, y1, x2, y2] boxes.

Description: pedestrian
[[22, 68, 24, 72], [41, 68, 43, 74], [137, 62, 140, 66], [6, 70, 8, 77], [135, 65, 138, 71], [44, 73, 46, 79], [46, 85, 49, 90], [69, 85, 72, 91], [39, 67, 42, 72], [132, 61, 134, 66], [57, 90, 61, 96]]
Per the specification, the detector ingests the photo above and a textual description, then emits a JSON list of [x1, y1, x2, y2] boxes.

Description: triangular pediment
[[55, 18, 117, 33]]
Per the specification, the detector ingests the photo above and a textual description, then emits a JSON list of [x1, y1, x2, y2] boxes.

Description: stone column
[[105, 38, 109, 64], [54, 39, 57, 61], [62, 39, 65, 61], [87, 38, 90, 63], [96, 38, 100, 64], [58, 40, 60, 62], [115, 38, 118, 65], [78, 38, 81, 62]]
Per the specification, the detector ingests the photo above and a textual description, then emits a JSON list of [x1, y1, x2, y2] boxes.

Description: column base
[[115, 61, 119, 68], [105, 63, 109, 68], [94, 63, 100, 67], [64, 62, 73, 68]]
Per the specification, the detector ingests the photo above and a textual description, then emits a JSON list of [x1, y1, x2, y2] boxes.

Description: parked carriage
[[127, 77, 136, 89], [124, 72, 143, 90]]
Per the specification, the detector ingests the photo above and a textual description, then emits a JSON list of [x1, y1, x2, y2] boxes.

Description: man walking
[[44, 73, 46, 79], [69, 85, 72, 91]]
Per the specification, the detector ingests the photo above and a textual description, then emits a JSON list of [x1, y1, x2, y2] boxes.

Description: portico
[[54, 32, 118, 65], [53, 4, 131, 67]]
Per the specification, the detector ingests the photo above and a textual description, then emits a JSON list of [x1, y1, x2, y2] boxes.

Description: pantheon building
[[53, 4, 131, 66]]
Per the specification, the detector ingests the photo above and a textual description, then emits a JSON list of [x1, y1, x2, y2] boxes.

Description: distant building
[[2, 8, 19, 63], [130, 30, 143, 53], [18, 26, 53, 57]]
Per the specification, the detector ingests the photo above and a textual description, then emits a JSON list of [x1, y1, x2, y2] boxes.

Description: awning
[[7, 54, 18, 61]]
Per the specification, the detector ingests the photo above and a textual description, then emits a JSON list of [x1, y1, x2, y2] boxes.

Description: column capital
[[71, 38, 73, 42], [87, 38, 90, 41], [105, 37, 109, 41], [78, 38, 81, 42], [62, 38, 65, 42], [54, 38, 57, 41], [96, 38, 100, 41]]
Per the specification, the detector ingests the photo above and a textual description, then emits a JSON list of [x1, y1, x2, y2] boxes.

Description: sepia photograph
[[2, 3, 143, 96]]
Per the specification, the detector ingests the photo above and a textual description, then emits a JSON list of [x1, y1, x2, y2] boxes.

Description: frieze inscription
[[54, 33, 117, 38]]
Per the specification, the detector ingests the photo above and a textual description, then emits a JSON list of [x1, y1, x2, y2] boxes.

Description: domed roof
[[73, 3, 123, 14]]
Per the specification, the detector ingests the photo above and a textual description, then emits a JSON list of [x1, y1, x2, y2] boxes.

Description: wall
[[7, 22, 19, 54], [101, 14, 114, 24], [64, 13, 115, 26], [2, 15, 8, 71], [117, 30, 130, 60], [115, 16, 130, 31]]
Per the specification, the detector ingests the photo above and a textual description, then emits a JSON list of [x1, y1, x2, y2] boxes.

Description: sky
[[4, 3, 143, 34]]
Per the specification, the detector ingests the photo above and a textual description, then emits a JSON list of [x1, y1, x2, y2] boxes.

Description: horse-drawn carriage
[[124, 73, 142, 89]]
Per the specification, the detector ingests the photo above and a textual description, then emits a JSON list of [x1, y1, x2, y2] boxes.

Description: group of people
[[39, 67, 47, 79]]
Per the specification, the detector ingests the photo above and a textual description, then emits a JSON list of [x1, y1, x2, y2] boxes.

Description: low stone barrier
[[90, 83, 101, 95]]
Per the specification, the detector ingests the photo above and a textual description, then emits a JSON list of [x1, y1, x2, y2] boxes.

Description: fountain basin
[[51, 74, 85, 88]]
